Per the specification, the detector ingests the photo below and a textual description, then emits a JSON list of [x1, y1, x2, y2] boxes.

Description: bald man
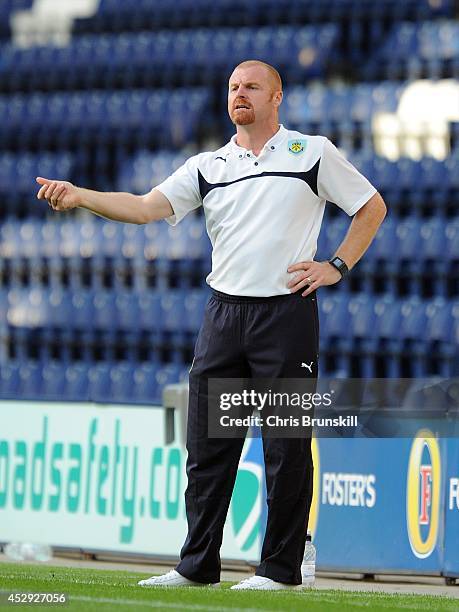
[[37, 60, 386, 591]]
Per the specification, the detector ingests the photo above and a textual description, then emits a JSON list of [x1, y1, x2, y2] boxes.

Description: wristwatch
[[328, 256, 349, 278]]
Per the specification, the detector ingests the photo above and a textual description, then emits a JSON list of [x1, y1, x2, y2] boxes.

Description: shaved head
[[232, 60, 282, 94]]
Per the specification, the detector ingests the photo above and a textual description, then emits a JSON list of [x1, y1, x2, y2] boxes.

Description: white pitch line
[[72, 595, 264, 612]]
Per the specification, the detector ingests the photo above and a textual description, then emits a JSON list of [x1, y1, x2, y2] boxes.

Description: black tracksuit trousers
[[175, 289, 319, 585]]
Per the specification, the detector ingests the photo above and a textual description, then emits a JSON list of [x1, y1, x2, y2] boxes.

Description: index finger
[[36, 177, 53, 186], [287, 261, 313, 273]]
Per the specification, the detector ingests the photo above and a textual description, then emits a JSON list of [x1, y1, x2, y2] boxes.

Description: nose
[[233, 84, 247, 97]]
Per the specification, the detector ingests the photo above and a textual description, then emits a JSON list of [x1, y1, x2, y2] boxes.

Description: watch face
[[334, 258, 344, 267]]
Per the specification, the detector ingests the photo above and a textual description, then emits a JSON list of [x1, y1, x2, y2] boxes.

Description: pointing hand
[[36, 177, 81, 212]]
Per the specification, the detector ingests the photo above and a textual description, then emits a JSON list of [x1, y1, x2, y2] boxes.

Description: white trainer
[[230, 575, 302, 591], [138, 569, 219, 588]]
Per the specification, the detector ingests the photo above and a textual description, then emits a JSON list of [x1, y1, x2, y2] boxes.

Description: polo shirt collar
[[229, 124, 287, 155]]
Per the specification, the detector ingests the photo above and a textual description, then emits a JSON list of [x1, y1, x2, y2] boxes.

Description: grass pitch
[[0, 563, 457, 611]]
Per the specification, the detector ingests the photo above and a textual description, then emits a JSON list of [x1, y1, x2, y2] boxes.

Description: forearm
[[334, 192, 387, 269], [77, 188, 146, 224]]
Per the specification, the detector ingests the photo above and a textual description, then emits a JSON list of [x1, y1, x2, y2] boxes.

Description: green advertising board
[[0, 401, 262, 561]]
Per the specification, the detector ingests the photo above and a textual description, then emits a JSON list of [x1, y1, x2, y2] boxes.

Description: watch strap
[[329, 256, 349, 278]]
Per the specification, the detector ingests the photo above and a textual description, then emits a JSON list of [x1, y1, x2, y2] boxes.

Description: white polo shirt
[[156, 125, 377, 297]]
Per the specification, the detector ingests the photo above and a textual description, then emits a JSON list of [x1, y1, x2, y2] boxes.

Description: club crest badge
[[288, 139, 307, 155]]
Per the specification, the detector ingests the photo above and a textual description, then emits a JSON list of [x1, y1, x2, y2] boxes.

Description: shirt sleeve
[[317, 139, 377, 216], [155, 154, 202, 226]]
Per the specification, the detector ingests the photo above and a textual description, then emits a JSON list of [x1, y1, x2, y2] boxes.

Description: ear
[[273, 90, 283, 107]]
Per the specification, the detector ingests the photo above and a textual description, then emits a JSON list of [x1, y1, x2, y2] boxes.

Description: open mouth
[[234, 104, 251, 110]]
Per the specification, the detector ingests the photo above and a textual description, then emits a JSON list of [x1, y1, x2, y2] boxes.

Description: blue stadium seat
[[397, 218, 420, 259], [426, 298, 459, 375], [0, 289, 8, 325], [419, 158, 449, 206], [41, 221, 64, 281], [322, 217, 348, 262], [19, 220, 44, 282], [100, 221, 125, 258], [396, 217, 423, 294], [421, 218, 445, 260], [164, 222, 189, 262], [110, 362, 136, 403], [47, 288, 73, 329], [315, 225, 329, 261], [156, 364, 182, 400], [93, 290, 118, 331], [184, 289, 209, 333], [115, 290, 141, 333], [360, 216, 398, 292], [373, 157, 399, 193], [319, 292, 352, 371], [121, 223, 146, 261], [446, 153, 459, 191], [71, 290, 95, 332], [18, 362, 43, 399], [446, 218, 459, 263], [133, 363, 159, 404], [136, 291, 161, 331], [161, 290, 186, 332], [157, 218, 210, 284], [348, 294, 378, 377], [57, 220, 84, 265], [373, 295, 403, 377], [186, 217, 212, 261], [88, 363, 112, 402], [397, 158, 422, 192], [399, 296, 427, 339], [426, 298, 451, 344], [42, 361, 67, 400], [0, 361, 20, 397], [65, 363, 90, 401], [0, 219, 22, 261], [348, 149, 375, 181], [420, 218, 447, 295], [399, 296, 429, 376], [159, 291, 187, 362]]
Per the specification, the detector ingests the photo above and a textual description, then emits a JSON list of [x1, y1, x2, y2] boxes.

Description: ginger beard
[[230, 99, 256, 125]]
